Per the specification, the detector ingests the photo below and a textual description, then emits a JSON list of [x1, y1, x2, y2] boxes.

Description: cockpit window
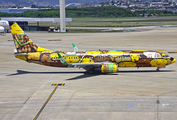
[[162, 55, 169, 57]]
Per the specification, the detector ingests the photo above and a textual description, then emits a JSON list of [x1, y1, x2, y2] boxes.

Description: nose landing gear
[[156, 67, 160, 71]]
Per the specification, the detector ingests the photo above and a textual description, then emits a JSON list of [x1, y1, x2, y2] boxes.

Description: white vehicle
[[54, 28, 60, 32]]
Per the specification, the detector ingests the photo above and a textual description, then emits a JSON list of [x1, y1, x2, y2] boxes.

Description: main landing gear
[[88, 67, 95, 74]]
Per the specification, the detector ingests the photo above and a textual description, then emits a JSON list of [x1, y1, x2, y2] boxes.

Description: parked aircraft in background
[[0, 20, 10, 33], [11, 23, 176, 74]]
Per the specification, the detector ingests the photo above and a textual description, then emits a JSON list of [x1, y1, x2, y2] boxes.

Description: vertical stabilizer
[[10, 23, 52, 53]]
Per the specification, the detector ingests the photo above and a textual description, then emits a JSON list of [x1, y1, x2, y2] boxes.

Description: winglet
[[57, 53, 68, 65], [72, 43, 79, 51]]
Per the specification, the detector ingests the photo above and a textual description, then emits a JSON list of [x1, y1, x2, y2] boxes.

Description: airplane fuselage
[[15, 49, 176, 72]]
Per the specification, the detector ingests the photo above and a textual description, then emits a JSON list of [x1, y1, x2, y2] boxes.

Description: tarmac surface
[[0, 27, 177, 120]]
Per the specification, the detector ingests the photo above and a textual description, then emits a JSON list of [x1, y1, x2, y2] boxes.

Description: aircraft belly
[[42, 61, 68, 67], [50, 61, 68, 67], [15, 55, 27, 61], [27, 60, 42, 65], [136, 58, 152, 67], [136, 63, 151, 67], [118, 62, 136, 67]]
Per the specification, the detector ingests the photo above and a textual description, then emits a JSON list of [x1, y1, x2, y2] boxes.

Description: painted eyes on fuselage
[[162, 55, 169, 58]]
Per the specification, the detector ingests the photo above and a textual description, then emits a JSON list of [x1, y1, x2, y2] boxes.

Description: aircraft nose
[[171, 57, 176, 64]]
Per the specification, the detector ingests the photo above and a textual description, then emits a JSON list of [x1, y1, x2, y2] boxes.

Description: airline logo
[[74, 47, 78, 51], [57, 53, 67, 65]]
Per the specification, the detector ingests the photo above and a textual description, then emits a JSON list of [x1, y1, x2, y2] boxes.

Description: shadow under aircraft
[[7, 69, 175, 80]]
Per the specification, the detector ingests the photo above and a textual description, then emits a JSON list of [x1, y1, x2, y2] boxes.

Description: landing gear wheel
[[88, 67, 95, 74], [156, 68, 160, 72], [89, 70, 93, 74]]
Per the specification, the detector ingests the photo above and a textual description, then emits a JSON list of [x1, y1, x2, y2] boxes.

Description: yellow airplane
[[11, 23, 176, 74]]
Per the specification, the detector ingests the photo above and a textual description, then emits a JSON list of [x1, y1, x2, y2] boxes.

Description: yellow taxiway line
[[34, 83, 65, 120]]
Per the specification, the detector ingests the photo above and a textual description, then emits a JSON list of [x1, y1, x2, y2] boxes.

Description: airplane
[[11, 22, 176, 74], [0, 20, 10, 33]]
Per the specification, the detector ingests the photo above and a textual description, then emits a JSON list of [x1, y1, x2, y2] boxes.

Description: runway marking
[[29, 74, 55, 100], [2, 98, 177, 104], [127, 103, 135, 107], [48, 39, 61, 41], [156, 49, 166, 51], [49, 74, 55, 79], [11, 74, 55, 120], [168, 50, 177, 53], [34, 83, 65, 120]]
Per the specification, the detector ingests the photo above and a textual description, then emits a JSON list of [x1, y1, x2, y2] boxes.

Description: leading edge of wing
[[71, 63, 102, 67]]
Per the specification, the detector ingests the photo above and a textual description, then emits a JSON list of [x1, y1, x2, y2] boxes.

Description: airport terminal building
[[1, 17, 72, 31]]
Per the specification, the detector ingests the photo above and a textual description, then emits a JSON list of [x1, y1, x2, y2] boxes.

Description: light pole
[[60, 0, 66, 32]]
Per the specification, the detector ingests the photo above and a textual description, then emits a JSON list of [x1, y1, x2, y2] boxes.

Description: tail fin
[[10, 23, 52, 53]]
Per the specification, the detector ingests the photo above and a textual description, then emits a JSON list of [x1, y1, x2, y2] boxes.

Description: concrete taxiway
[[0, 27, 177, 120]]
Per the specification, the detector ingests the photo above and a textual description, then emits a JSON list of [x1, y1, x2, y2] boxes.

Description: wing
[[72, 43, 79, 51], [71, 63, 102, 68]]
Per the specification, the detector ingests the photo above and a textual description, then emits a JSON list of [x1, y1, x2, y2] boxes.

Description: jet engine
[[0, 26, 4, 33], [101, 64, 118, 73]]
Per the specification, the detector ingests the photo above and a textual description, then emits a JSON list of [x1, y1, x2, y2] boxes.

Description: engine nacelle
[[0, 26, 4, 33], [101, 64, 118, 73]]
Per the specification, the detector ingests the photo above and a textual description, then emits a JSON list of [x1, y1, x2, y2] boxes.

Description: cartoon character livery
[[11, 23, 176, 74]]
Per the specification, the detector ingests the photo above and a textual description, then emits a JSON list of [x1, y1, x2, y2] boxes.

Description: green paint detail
[[79, 52, 87, 63], [13, 34, 28, 48], [57, 53, 68, 65], [72, 43, 79, 51], [108, 64, 114, 73]]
